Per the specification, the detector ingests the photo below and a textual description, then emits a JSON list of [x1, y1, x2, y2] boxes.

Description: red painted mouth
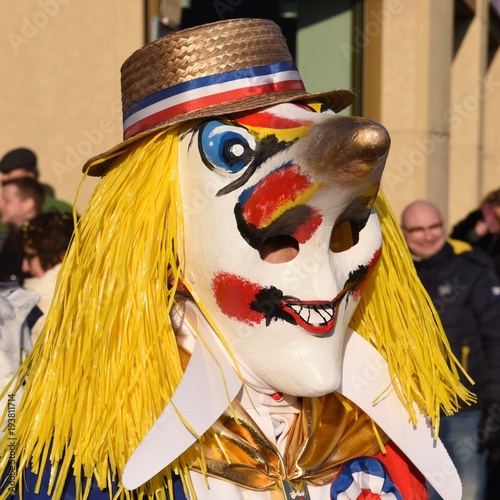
[[212, 264, 371, 334], [281, 299, 339, 335]]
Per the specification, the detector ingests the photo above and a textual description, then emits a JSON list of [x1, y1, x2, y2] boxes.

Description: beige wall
[[448, 0, 489, 224], [364, 0, 454, 221], [483, 47, 500, 197], [0, 0, 144, 213], [364, 0, 500, 227]]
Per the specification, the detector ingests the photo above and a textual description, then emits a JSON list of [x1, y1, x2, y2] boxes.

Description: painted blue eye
[[200, 121, 256, 174]]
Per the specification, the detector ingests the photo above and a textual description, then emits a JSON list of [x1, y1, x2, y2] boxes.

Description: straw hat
[[84, 18, 356, 176]]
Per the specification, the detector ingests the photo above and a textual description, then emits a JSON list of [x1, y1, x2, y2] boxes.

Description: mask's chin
[[181, 216, 381, 398], [219, 293, 360, 398]]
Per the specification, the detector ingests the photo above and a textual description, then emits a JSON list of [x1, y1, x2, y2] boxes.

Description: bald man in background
[[401, 200, 500, 500]]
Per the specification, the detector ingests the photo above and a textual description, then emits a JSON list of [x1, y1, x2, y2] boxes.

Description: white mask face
[[178, 102, 389, 396]]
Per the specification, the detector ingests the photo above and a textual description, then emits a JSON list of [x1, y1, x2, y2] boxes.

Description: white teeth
[[288, 303, 335, 325]]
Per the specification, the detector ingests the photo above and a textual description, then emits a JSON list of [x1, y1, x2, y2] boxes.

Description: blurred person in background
[[451, 188, 500, 278], [0, 177, 45, 284], [0, 147, 73, 234], [401, 199, 500, 500], [0, 285, 39, 438], [21, 211, 75, 343]]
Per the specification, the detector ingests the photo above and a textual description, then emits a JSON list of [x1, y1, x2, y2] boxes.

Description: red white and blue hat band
[[122, 60, 305, 139]]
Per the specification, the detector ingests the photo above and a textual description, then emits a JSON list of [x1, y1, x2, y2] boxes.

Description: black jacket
[[413, 242, 500, 408], [0, 228, 25, 284]]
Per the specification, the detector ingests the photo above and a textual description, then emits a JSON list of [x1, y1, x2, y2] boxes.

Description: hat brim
[[84, 88, 357, 177]]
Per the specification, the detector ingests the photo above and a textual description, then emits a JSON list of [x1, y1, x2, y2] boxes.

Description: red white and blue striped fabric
[[330, 457, 403, 499], [122, 61, 305, 139]]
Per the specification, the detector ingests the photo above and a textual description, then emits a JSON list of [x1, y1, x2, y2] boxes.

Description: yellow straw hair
[[0, 126, 471, 499], [0, 127, 193, 499], [350, 191, 474, 435]]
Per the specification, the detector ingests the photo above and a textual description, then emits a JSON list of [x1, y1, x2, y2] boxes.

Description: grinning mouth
[[282, 300, 338, 335], [249, 265, 370, 334]]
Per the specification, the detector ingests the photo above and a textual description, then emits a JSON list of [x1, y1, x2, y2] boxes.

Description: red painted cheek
[[212, 272, 265, 325], [242, 165, 315, 228]]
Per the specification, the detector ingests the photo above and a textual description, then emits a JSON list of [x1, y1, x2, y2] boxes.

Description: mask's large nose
[[300, 115, 391, 186], [234, 114, 390, 261]]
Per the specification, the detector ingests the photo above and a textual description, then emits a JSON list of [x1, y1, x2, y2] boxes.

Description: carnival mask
[[178, 102, 390, 397]]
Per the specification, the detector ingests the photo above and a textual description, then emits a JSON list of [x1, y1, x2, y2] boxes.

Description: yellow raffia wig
[[0, 124, 472, 500]]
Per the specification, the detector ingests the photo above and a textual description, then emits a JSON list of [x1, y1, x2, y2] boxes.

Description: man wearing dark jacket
[[401, 199, 500, 500]]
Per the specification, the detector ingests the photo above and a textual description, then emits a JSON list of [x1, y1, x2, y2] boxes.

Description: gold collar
[[191, 392, 386, 497]]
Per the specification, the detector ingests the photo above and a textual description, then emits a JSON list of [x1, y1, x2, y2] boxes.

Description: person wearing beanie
[[0, 147, 73, 234]]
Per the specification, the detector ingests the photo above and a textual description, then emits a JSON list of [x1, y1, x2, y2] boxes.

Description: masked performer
[[0, 19, 471, 500]]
